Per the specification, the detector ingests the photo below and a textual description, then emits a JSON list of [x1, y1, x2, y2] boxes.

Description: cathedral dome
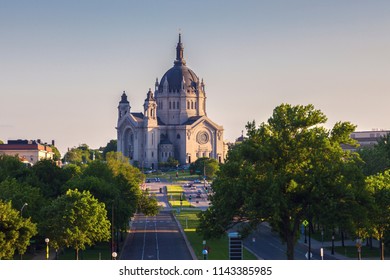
[[158, 34, 200, 93], [159, 65, 199, 92]]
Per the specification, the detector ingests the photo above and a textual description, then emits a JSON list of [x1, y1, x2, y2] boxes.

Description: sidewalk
[[297, 235, 382, 260], [297, 235, 352, 260]]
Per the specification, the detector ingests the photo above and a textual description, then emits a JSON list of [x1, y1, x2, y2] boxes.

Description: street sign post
[[228, 232, 243, 260]]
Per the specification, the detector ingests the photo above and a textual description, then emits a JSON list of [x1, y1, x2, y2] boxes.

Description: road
[[120, 211, 193, 260], [244, 223, 339, 260], [120, 179, 194, 260]]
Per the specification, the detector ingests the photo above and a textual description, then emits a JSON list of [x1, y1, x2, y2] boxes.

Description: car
[[196, 194, 201, 198], [155, 177, 160, 182], [183, 183, 191, 188], [193, 179, 201, 184]]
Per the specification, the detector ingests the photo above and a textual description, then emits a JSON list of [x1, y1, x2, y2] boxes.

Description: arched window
[[191, 101, 194, 109], [187, 101, 190, 109]]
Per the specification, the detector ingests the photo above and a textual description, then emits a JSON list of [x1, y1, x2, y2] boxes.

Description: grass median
[[167, 185, 192, 208], [175, 210, 258, 260]]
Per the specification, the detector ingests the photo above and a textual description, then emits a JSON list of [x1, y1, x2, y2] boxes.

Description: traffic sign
[[302, 220, 309, 227]]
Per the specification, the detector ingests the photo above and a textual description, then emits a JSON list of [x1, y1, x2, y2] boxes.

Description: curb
[[172, 211, 198, 260]]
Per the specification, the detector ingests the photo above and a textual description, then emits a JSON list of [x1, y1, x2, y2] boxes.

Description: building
[[343, 130, 390, 151], [116, 34, 226, 169], [0, 139, 54, 165]]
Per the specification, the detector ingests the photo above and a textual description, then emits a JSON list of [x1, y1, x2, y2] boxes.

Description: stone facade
[[116, 35, 225, 169]]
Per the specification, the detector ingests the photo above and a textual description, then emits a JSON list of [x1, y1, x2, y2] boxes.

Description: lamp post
[[20, 203, 28, 260], [45, 238, 50, 260], [331, 234, 335, 255], [20, 203, 28, 217], [112, 252, 117, 260]]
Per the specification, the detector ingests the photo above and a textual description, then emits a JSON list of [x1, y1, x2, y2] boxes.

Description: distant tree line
[[0, 139, 159, 260]]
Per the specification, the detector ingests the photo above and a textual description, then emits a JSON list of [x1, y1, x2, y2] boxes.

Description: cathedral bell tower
[[143, 88, 157, 125], [118, 91, 130, 119], [143, 88, 158, 169]]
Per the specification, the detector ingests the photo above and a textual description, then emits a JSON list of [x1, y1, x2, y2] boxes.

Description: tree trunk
[[286, 235, 295, 260], [380, 239, 384, 260], [75, 248, 79, 260]]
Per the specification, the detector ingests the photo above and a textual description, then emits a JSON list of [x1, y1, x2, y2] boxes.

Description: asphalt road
[[244, 223, 339, 260], [120, 211, 193, 260]]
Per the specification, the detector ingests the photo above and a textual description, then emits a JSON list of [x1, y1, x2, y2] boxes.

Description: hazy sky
[[1, 0, 389, 156]]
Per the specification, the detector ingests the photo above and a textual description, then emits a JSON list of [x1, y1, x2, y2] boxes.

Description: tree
[[359, 134, 390, 176], [27, 159, 72, 199], [138, 189, 160, 216], [0, 200, 37, 259], [63, 144, 101, 165], [50, 145, 61, 161], [0, 178, 44, 223], [102, 140, 117, 160], [198, 104, 364, 259], [40, 189, 110, 260], [190, 157, 219, 179], [365, 170, 390, 260], [0, 154, 29, 182]]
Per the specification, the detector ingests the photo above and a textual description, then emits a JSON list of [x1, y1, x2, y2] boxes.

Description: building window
[[187, 101, 190, 109], [191, 101, 194, 109], [177, 134, 180, 139], [169, 101, 172, 109], [177, 101, 180, 109], [173, 102, 175, 109]]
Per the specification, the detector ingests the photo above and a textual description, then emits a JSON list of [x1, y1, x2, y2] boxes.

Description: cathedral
[[116, 34, 225, 169]]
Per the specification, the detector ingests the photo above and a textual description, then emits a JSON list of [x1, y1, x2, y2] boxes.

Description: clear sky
[[1, 0, 389, 156]]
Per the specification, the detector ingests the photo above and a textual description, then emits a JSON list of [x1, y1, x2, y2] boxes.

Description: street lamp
[[20, 203, 28, 260], [331, 234, 335, 255], [112, 252, 117, 260], [45, 238, 50, 260], [20, 203, 28, 217]]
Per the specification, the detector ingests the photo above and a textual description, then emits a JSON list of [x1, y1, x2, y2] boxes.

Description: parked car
[[193, 179, 201, 184]]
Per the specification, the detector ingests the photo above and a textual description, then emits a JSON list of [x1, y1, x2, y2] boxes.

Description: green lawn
[[175, 210, 258, 260], [58, 242, 111, 260]]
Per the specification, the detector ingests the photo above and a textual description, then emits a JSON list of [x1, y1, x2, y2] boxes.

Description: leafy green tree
[[40, 189, 110, 260], [0, 200, 37, 259], [63, 144, 99, 165], [0, 139, 4, 144], [359, 134, 390, 176], [190, 157, 219, 179], [0, 154, 29, 182], [27, 159, 72, 198], [49, 145, 61, 161], [365, 170, 390, 260], [102, 139, 117, 160], [198, 104, 364, 259], [0, 178, 44, 222], [138, 189, 160, 216]]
